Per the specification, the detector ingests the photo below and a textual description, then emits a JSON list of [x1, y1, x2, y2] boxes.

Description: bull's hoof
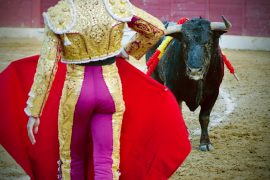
[[199, 144, 214, 151]]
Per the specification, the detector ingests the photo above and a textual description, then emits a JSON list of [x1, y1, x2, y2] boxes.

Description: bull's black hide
[[146, 18, 230, 151]]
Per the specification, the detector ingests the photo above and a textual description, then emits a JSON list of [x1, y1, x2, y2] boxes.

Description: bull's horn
[[165, 25, 182, 35], [210, 15, 232, 31]]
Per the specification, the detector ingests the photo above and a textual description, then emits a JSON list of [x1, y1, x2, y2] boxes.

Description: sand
[[0, 38, 269, 180]]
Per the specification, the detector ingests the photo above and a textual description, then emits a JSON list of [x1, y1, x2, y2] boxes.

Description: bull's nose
[[187, 67, 203, 73], [187, 67, 204, 80]]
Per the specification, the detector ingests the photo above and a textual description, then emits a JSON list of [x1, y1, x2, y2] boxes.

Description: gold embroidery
[[102, 63, 125, 179], [72, 0, 122, 60], [60, 33, 89, 60], [25, 26, 60, 117], [58, 64, 85, 180], [48, 0, 124, 63], [132, 5, 165, 31], [125, 6, 165, 60], [108, 23, 125, 53], [44, 0, 165, 63]]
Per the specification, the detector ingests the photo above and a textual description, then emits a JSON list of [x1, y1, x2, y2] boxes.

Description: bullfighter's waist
[[77, 57, 116, 66]]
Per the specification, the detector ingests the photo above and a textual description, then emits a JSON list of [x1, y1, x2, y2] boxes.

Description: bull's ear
[[213, 30, 227, 38]]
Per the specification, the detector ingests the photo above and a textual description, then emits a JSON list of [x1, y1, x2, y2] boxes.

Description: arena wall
[[0, 0, 269, 50]]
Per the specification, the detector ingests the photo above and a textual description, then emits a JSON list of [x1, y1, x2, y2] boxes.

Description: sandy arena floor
[[0, 37, 269, 179]]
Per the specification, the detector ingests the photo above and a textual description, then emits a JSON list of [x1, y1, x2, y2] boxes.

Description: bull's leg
[[199, 109, 213, 151], [199, 91, 219, 151]]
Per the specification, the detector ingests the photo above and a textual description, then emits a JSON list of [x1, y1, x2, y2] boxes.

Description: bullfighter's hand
[[27, 116, 40, 145]]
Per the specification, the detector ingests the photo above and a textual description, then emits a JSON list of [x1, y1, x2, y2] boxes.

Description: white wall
[[0, 28, 44, 41], [1, 27, 269, 51], [220, 35, 270, 51]]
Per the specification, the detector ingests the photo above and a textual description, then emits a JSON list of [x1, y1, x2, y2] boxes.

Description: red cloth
[[0, 55, 191, 180]]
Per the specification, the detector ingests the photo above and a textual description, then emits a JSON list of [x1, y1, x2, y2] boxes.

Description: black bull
[[146, 17, 231, 151]]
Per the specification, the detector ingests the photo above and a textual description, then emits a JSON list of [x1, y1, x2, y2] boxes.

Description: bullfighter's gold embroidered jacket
[[24, 0, 165, 118]]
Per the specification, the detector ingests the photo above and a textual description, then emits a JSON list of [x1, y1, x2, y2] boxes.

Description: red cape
[[0, 55, 191, 180]]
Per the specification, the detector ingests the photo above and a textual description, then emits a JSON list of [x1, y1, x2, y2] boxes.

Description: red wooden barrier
[[0, 0, 269, 37]]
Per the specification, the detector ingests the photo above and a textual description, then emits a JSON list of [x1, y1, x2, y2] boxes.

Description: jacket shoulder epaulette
[[43, 0, 75, 34], [103, 0, 134, 22]]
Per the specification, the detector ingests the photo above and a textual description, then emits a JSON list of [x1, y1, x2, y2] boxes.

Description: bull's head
[[165, 16, 231, 80]]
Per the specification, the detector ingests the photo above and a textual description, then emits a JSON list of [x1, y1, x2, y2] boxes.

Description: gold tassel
[[64, 33, 72, 46]]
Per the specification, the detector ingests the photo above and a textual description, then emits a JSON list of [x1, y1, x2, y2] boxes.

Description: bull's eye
[[182, 43, 187, 49]]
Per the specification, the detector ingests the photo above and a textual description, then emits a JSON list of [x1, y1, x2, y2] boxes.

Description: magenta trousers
[[68, 65, 115, 179]]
